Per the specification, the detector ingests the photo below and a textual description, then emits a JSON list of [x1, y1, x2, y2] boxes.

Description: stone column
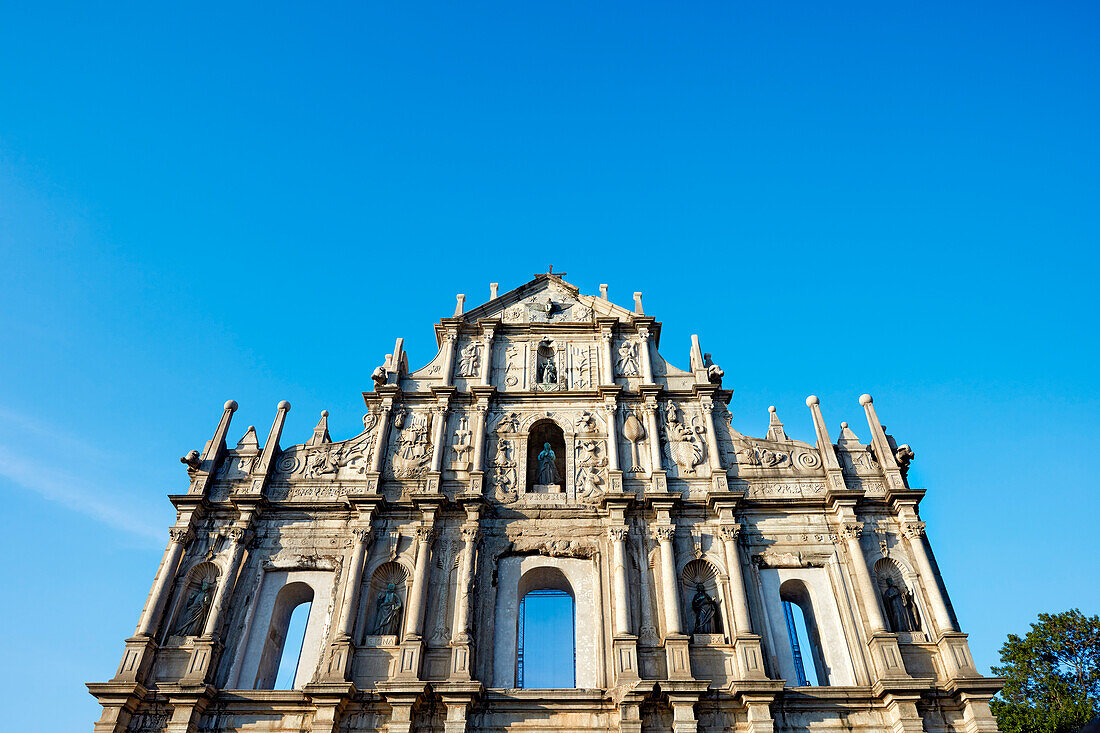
[[654, 525, 682, 635], [608, 526, 631, 636], [903, 522, 957, 633], [644, 400, 663, 475], [638, 328, 654, 384], [470, 403, 488, 473], [370, 399, 394, 474], [700, 396, 723, 473], [604, 402, 620, 473], [404, 527, 435, 639], [337, 528, 373, 636], [429, 405, 449, 474], [841, 522, 888, 634], [718, 525, 752, 636], [452, 525, 479, 643], [634, 527, 658, 644], [600, 328, 614, 385], [440, 332, 458, 387], [480, 327, 495, 387], [136, 527, 193, 637], [202, 527, 250, 637]]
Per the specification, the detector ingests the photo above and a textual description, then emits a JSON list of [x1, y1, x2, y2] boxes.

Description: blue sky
[[1, 2, 1098, 729]]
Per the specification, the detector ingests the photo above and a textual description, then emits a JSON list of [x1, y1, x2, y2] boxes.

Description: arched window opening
[[780, 579, 829, 686], [272, 600, 312, 689], [516, 567, 575, 688], [254, 582, 314, 690], [526, 419, 566, 494]]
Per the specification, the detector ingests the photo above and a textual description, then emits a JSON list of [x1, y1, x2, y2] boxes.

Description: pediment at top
[[460, 275, 636, 327]]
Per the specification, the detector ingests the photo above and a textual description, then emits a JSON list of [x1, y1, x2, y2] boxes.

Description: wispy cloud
[[0, 407, 163, 545]]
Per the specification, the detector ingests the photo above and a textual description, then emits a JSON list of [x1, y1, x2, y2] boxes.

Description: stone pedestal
[[111, 635, 157, 685], [869, 632, 911, 680], [732, 634, 767, 679], [395, 638, 424, 680], [449, 641, 473, 680], [665, 635, 692, 680], [611, 636, 640, 683], [181, 637, 221, 686]]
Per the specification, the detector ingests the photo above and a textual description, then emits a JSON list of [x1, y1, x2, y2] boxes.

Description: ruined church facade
[[90, 274, 1003, 733]]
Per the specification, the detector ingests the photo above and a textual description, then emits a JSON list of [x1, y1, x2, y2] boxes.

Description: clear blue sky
[[2, 2, 1098, 729]]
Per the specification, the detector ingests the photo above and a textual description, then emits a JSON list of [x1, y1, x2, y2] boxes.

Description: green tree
[[991, 609, 1100, 733]]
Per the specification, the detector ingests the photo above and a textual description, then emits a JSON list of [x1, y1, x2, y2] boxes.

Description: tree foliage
[[991, 609, 1100, 733]]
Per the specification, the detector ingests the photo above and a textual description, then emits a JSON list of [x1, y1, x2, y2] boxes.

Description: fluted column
[[841, 521, 888, 634], [608, 526, 631, 636], [644, 400, 663, 475], [638, 328, 654, 384], [654, 525, 682, 636], [452, 525, 479, 643], [202, 527, 250, 637], [603, 402, 620, 473], [336, 528, 374, 637], [370, 399, 394, 473], [718, 524, 753, 635], [404, 527, 435, 639], [904, 522, 957, 633], [136, 527, 193, 637]]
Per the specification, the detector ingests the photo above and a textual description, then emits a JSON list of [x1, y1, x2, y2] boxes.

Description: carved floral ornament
[[607, 526, 629, 542], [414, 526, 436, 544], [717, 524, 741, 543], [169, 527, 195, 545], [351, 527, 374, 544], [652, 525, 676, 542], [903, 521, 926, 539], [841, 522, 865, 540]]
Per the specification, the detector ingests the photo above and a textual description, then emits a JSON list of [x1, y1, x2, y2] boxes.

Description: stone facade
[[89, 273, 1003, 733]]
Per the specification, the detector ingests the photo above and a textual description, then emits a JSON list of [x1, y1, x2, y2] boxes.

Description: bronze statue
[[172, 578, 214, 636], [371, 582, 403, 636], [691, 583, 719, 634], [540, 358, 557, 384], [882, 577, 920, 632], [537, 443, 561, 485]]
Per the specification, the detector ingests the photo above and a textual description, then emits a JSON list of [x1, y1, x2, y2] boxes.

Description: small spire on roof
[[236, 425, 259, 450], [307, 410, 331, 446], [633, 292, 644, 315], [454, 294, 465, 317], [490, 282, 499, 299], [765, 406, 788, 442]]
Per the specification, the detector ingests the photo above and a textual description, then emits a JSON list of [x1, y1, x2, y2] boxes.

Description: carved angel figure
[[577, 464, 603, 499]]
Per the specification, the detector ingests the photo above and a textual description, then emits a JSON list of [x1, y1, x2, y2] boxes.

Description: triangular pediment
[[460, 275, 635, 325]]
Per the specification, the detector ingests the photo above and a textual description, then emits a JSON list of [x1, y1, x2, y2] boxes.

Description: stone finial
[[490, 283, 499, 299], [308, 410, 331, 446], [454, 294, 466, 317], [765, 406, 788, 442], [859, 393, 873, 406], [806, 395, 819, 407], [224, 400, 239, 412], [236, 426, 259, 450], [599, 284, 608, 300], [837, 421, 862, 447], [633, 292, 644, 315]]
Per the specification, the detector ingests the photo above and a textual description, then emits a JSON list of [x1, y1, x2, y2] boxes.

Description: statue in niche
[[458, 342, 481, 377], [691, 583, 719, 634], [617, 340, 640, 376], [882, 577, 921, 632], [371, 582, 403, 636], [451, 417, 472, 472], [537, 442, 561, 485], [540, 358, 557, 384], [173, 579, 215, 636]]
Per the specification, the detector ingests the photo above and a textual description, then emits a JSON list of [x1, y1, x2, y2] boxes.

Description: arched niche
[[164, 561, 220, 641], [526, 418, 566, 493], [681, 559, 724, 636], [874, 557, 924, 634], [363, 561, 409, 640], [492, 556, 599, 688]]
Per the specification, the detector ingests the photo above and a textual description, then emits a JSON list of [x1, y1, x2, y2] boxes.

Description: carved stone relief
[[661, 401, 705, 476]]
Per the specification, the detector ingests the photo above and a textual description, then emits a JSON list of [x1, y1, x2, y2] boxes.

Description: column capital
[[607, 526, 629, 542], [717, 523, 741, 543], [460, 525, 480, 543], [169, 527, 195, 545], [652, 525, 676, 542], [351, 527, 374, 544], [415, 526, 436, 544], [638, 327, 651, 341], [841, 521, 864, 540], [226, 526, 252, 544], [442, 331, 458, 343], [902, 521, 926, 539]]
